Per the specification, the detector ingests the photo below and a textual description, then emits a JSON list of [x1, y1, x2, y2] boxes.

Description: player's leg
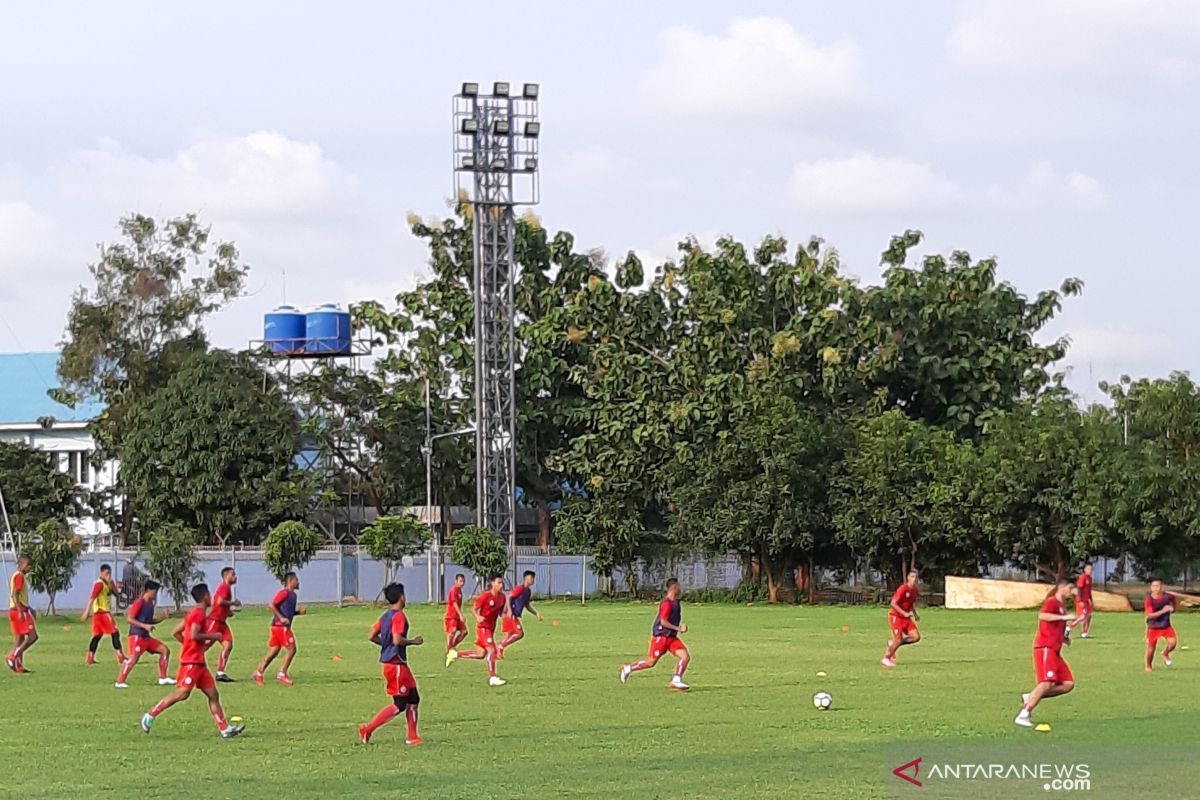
[[452, 624, 468, 648], [144, 685, 192, 730], [623, 637, 665, 682], [484, 643, 501, 682], [1081, 608, 1092, 636], [216, 630, 234, 679], [403, 690, 422, 744], [669, 642, 690, 690], [116, 644, 142, 686], [1146, 635, 1158, 671], [87, 633, 102, 664], [254, 645, 281, 683], [882, 618, 904, 665], [499, 622, 524, 651], [199, 682, 242, 737], [278, 641, 298, 681], [14, 626, 38, 666], [1162, 633, 1177, 666], [110, 631, 125, 662]]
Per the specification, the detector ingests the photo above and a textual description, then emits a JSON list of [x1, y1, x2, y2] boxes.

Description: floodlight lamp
[[493, 81, 510, 96], [493, 119, 510, 135], [461, 118, 479, 134], [525, 157, 538, 171], [523, 121, 540, 137], [522, 83, 539, 99], [492, 156, 509, 171], [460, 155, 476, 169], [461, 82, 479, 97]]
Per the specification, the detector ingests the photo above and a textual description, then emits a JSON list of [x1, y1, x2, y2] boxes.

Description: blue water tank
[[263, 305, 306, 354], [305, 304, 352, 355]]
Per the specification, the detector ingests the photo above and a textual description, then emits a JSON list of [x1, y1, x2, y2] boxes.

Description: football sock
[[149, 700, 169, 718], [218, 651, 229, 672], [88, 636, 101, 654], [365, 704, 400, 735], [158, 652, 169, 678], [485, 650, 497, 677], [500, 633, 519, 649], [628, 660, 653, 673], [405, 704, 419, 739], [675, 659, 688, 679], [211, 709, 228, 731]]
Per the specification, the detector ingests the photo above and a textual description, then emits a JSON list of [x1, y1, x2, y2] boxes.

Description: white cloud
[[989, 162, 1108, 211], [50, 132, 359, 222], [640, 17, 867, 121], [948, 1, 1200, 79], [0, 201, 56, 269], [789, 153, 959, 214]]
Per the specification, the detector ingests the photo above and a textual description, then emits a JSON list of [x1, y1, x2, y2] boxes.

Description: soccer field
[[1, 602, 1193, 799]]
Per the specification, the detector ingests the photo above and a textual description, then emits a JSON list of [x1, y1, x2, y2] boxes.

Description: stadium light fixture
[[524, 157, 537, 171], [494, 118, 510, 135], [493, 81, 510, 96], [492, 156, 509, 172], [522, 83, 539, 99], [461, 118, 479, 134], [523, 121, 540, 137], [461, 82, 479, 97], [460, 154, 475, 170]]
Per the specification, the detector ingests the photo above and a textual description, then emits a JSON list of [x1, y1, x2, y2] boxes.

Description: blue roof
[[0, 353, 105, 425]]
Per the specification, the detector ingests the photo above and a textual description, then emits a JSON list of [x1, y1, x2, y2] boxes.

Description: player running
[[7, 555, 37, 674], [1072, 563, 1094, 639], [1015, 580, 1078, 728], [499, 570, 543, 657], [445, 574, 509, 686], [881, 570, 921, 668], [253, 571, 306, 686], [619, 577, 691, 691], [209, 567, 241, 682], [139, 583, 244, 738], [444, 573, 468, 654], [82, 563, 126, 666], [1144, 579, 1178, 671], [358, 582, 424, 746], [116, 580, 176, 688]]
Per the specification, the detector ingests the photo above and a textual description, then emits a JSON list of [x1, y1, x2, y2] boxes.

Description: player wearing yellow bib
[[82, 564, 126, 666], [6, 555, 38, 674]]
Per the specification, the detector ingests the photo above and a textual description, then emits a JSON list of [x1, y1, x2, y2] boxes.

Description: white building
[[0, 352, 117, 547]]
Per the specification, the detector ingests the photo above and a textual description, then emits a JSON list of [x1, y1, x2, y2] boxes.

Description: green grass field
[[1, 602, 1194, 799]]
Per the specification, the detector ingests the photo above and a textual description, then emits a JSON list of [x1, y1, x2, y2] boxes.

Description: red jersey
[[473, 590, 505, 630], [891, 584, 918, 614], [444, 585, 464, 620], [180, 607, 211, 664], [371, 611, 409, 664], [1075, 573, 1092, 605], [210, 582, 233, 623], [1034, 595, 1067, 650]]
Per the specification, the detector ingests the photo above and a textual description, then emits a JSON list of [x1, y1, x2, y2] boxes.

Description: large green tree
[[0, 441, 81, 533], [56, 213, 248, 542], [121, 350, 304, 546]]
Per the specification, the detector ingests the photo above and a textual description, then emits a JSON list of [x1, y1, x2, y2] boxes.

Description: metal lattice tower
[[453, 82, 540, 577]]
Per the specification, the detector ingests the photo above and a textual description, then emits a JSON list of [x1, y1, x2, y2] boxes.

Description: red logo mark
[[892, 757, 923, 787]]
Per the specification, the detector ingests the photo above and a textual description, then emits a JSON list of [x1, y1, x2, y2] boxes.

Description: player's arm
[[193, 619, 223, 643], [171, 619, 187, 643], [82, 581, 101, 620], [368, 621, 382, 645], [11, 576, 30, 617], [392, 624, 423, 648], [889, 599, 912, 618], [1038, 611, 1075, 622], [126, 601, 153, 631], [452, 598, 464, 623], [526, 598, 543, 622], [656, 605, 687, 634], [268, 595, 289, 625], [471, 599, 484, 624]]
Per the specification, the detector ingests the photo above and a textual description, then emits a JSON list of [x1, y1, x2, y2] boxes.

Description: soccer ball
[[812, 691, 832, 711]]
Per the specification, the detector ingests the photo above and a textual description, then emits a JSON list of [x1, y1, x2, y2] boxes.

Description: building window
[[60, 451, 92, 486]]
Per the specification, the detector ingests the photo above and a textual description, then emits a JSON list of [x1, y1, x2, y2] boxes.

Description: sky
[[2, 1, 1198, 404]]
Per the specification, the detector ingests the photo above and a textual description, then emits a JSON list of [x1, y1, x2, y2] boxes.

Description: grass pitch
[[0, 601, 1193, 799]]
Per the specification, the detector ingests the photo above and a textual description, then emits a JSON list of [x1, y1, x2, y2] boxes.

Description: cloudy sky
[[2, 1, 1198, 403]]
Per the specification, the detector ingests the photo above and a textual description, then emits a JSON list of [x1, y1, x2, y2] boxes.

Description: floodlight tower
[[453, 82, 540, 578]]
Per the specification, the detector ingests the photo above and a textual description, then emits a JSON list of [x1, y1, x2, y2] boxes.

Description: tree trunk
[[535, 501, 551, 553], [48, 593, 56, 616], [750, 553, 763, 586]]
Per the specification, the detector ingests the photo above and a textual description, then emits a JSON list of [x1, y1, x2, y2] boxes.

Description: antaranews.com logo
[[891, 756, 1091, 793]]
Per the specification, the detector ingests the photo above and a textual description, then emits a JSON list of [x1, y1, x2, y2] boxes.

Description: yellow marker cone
[[230, 716, 243, 724], [816, 671, 827, 678], [1034, 723, 1051, 732]]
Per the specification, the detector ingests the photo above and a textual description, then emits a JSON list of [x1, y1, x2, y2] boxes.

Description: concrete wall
[[0, 548, 601, 613]]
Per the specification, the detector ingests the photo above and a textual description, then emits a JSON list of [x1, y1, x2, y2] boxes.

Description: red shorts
[[128, 635, 166, 655], [8, 608, 35, 637], [176, 663, 216, 692], [501, 616, 523, 635], [91, 611, 118, 637], [383, 662, 418, 698], [206, 619, 233, 643], [1034, 647, 1073, 684], [1147, 626, 1177, 644], [1075, 602, 1091, 617], [268, 626, 296, 648], [475, 624, 497, 650], [890, 613, 918, 640], [444, 616, 467, 634], [648, 635, 687, 660]]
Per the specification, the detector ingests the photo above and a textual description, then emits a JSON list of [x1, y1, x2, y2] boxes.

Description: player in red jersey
[[209, 567, 241, 682], [619, 578, 690, 691], [139, 583, 244, 738], [881, 570, 921, 668], [6, 555, 37, 673], [1144, 579, 1178, 671], [253, 571, 306, 686], [1071, 563, 1095, 639], [445, 573, 509, 686], [82, 563, 126, 666], [116, 580, 176, 688], [1015, 580, 1079, 728], [499, 570, 543, 657], [358, 582, 424, 746], [444, 573, 468, 653]]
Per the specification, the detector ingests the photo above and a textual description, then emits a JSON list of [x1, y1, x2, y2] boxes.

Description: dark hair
[[666, 578, 680, 590], [99, 563, 112, 573], [1056, 579, 1073, 590], [144, 580, 161, 592], [523, 570, 535, 580], [384, 583, 405, 604], [487, 573, 502, 584], [285, 572, 297, 582], [907, 569, 919, 577], [221, 567, 234, 578], [17, 554, 30, 565], [191, 583, 210, 602], [454, 573, 465, 581], [1083, 562, 1093, 568]]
